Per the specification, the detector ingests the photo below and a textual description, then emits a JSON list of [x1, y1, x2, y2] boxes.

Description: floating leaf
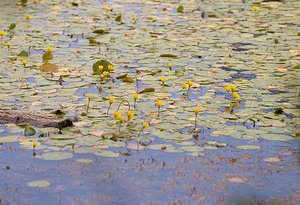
[[49, 134, 74, 140], [0, 135, 20, 143], [115, 14, 121, 22], [264, 157, 280, 162], [40, 63, 58, 72], [139, 88, 155, 94], [38, 152, 73, 160], [92, 29, 109, 35], [94, 150, 119, 157], [18, 50, 28, 57], [9, 23, 16, 30], [121, 77, 134, 83], [237, 145, 260, 150], [226, 177, 248, 183], [42, 51, 54, 60], [76, 159, 93, 163], [92, 59, 112, 75], [177, 5, 184, 13], [160, 54, 177, 58], [27, 180, 50, 188], [24, 126, 36, 136]]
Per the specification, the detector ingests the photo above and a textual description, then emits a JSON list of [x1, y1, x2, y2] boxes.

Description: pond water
[[0, 0, 299, 204]]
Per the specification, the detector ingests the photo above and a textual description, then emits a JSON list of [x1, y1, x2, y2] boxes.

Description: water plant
[[156, 101, 164, 116], [24, 14, 32, 20], [133, 94, 138, 108], [86, 94, 92, 114], [107, 97, 114, 114], [22, 60, 26, 67], [194, 107, 200, 129], [160, 78, 168, 86]]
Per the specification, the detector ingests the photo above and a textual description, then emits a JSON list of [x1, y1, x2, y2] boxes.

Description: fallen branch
[[0, 111, 76, 130]]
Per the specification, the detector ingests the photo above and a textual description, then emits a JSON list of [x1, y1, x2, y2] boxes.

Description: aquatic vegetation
[[22, 60, 26, 67], [107, 97, 114, 114], [156, 101, 164, 116], [160, 78, 168, 85], [24, 14, 32, 19]]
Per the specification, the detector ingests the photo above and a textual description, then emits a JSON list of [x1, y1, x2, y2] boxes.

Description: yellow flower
[[143, 122, 149, 128], [229, 85, 237, 91], [33, 0, 39, 3], [103, 71, 109, 76], [225, 86, 231, 92], [109, 97, 114, 104], [133, 94, 138, 100], [47, 46, 53, 51], [7, 42, 10, 47], [119, 115, 125, 123], [33, 142, 38, 148], [195, 107, 200, 115], [127, 111, 134, 120], [156, 101, 164, 107], [252, 5, 260, 11], [188, 81, 193, 87], [113, 110, 121, 118], [104, 6, 112, 11], [169, 63, 172, 69], [232, 103, 239, 109], [88, 94, 92, 100], [232, 92, 240, 99], [224, 106, 231, 112], [108, 65, 115, 71], [160, 78, 168, 84], [183, 82, 189, 89], [133, 15, 136, 21], [99, 65, 103, 71], [24, 14, 32, 19], [0, 31, 7, 36], [22, 60, 26, 66]]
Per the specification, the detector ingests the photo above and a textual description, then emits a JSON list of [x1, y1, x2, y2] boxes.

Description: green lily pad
[[94, 150, 119, 157], [237, 145, 261, 150], [38, 152, 73, 160], [49, 134, 74, 140], [0, 135, 21, 143], [75, 159, 93, 163], [139, 88, 155, 94], [42, 51, 54, 60], [92, 29, 109, 35], [92, 60, 112, 75], [260, 134, 294, 141], [18, 50, 28, 57], [24, 126, 36, 136], [27, 180, 50, 188]]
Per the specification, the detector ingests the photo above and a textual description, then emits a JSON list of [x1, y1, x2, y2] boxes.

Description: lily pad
[[237, 145, 261, 150], [75, 159, 93, 163], [38, 152, 73, 160], [42, 51, 54, 60], [92, 60, 112, 75], [40, 63, 58, 72], [27, 180, 50, 188], [94, 150, 119, 157]]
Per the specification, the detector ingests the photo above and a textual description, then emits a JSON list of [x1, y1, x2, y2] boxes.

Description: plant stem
[[116, 100, 130, 112], [86, 100, 90, 114], [106, 104, 111, 114]]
